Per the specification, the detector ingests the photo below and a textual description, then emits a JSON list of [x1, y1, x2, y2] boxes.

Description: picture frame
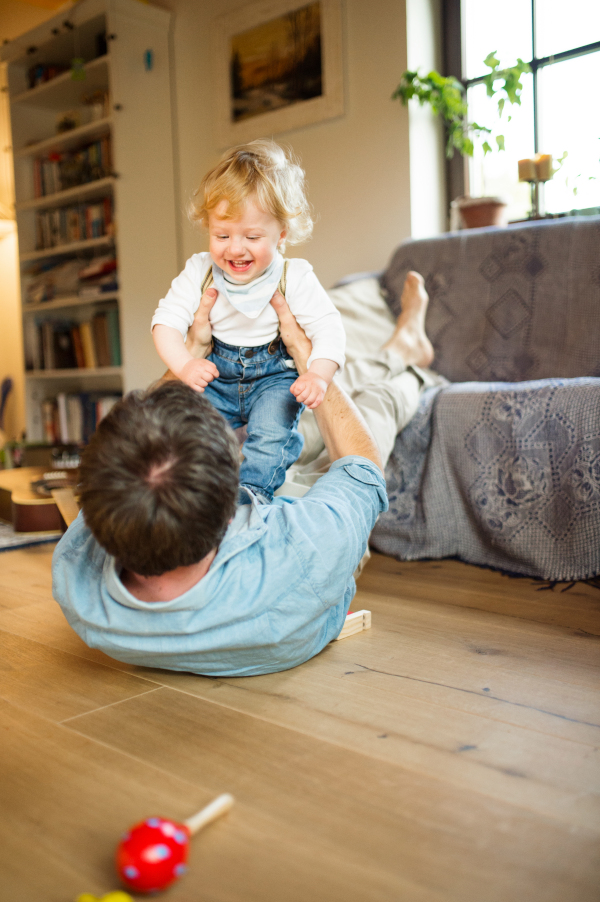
[[212, 0, 344, 147]]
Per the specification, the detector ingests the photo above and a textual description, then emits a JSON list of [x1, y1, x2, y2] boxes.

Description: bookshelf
[[1, 0, 178, 443]]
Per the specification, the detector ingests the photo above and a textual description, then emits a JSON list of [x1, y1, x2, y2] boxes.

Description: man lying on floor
[[52, 275, 438, 676]]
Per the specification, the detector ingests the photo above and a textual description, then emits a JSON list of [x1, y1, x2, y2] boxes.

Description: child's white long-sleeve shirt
[[151, 253, 346, 369]]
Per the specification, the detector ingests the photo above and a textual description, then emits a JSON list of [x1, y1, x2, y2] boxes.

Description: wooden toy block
[[333, 609, 372, 641]]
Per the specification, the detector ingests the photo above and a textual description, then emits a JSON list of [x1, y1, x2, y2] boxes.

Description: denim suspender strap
[[201, 267, 214, 294], [277, 259, 288, 298]]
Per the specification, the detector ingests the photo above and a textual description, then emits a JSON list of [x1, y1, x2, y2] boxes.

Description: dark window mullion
[[532, 0, 538, 153], [464, 40, 600, 88], [535, 40, 600, 67]]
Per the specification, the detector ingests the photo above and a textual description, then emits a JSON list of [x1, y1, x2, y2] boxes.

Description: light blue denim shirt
[[52, 456, 387, 677]]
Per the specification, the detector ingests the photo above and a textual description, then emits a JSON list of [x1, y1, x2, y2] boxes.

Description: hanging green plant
[[392, 53, 531, 158]]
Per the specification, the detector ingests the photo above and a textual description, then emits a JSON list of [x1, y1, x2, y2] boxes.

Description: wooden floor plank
[[65, 687, 600, 902], [0, 629, 159, 722], [0, 597, 140, 671], [137, 670, 600, 829], [0, 544, 57, 609], [1, 545, 599, 900], [361, 555, 600, 634], [0, 698, 452, 902]]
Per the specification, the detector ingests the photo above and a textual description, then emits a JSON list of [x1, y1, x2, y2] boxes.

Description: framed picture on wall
[[212, 0, 344, 146]]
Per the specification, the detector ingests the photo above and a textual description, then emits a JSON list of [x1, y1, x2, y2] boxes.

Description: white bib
[[211, 253, 284, 319]]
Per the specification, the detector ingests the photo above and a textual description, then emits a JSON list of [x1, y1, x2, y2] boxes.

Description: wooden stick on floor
[[333, 610, 372, 641]]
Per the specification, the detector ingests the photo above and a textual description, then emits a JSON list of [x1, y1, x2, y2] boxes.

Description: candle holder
[[518, 155, 553, 220], [529, 179, 544, 219]]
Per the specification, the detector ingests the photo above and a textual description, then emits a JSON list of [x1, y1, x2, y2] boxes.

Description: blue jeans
[[203, 337, 304, 503]]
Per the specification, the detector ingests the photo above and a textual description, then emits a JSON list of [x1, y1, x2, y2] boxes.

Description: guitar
[[0, 466, 79, 534]]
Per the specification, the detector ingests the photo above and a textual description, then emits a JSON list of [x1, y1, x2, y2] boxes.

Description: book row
[[41, 392, 122, 445], [27, 62, 69, 88], [33, 137, 112, 197], [24, 309, 121, 372], [24, 254, 118, 306], [35, 196, 113, 249]]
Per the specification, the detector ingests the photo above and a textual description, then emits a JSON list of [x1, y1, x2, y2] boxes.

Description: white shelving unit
[[1, 0, 178, 442]]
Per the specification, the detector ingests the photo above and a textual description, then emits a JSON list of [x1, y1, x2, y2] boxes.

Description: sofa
[[329, 215, 600, 582]]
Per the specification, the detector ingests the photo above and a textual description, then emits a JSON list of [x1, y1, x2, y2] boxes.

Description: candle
[[518, 158, 537, 181], [535, 154, 553, 181]]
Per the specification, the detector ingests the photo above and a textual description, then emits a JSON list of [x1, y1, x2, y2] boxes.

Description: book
[[52, 321, 77, 369], [79, 321, 97, 368], [66, 394, 83, 442], [106, 308, 122, 366], [41, 321, 54, 369], [23, 317, 41, 371], [71, 325, 85, 368], [41, 399, 57, 443], [92, 312, 111, 367], [56, 392, 69, 444], [34, 136, 114, 198], [36, 391, 123, 445], [34, 196, 114, 250]]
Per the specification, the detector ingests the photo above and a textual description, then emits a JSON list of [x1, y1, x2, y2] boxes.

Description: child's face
[[208, 198, 287, 284]]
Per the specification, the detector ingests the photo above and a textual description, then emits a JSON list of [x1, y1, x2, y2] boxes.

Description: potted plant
[[393, 53, 530, 227]]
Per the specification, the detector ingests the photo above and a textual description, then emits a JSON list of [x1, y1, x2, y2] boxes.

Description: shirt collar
[[104, 490, 267, 610]]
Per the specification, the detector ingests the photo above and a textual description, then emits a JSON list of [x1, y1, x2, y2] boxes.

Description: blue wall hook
[[144, 49, 154, 71]]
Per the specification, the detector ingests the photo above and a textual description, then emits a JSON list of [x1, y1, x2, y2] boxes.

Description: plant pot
[[453, 196, 508, 229]]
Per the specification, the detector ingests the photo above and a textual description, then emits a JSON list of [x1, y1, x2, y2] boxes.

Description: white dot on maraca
[[124, 866, 139, 878], [141, 843, 172, 863]]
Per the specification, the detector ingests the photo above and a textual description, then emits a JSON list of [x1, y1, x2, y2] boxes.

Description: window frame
[[442, 0, 600, 211]]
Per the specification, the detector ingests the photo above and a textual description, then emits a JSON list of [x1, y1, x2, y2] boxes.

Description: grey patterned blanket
[[371, 216, 600, 580]]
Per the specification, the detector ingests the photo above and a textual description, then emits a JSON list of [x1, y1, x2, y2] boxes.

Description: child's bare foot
[[382, 272, 434, 367]]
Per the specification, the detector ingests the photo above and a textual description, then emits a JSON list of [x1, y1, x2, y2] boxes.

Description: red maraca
[[116, 793, 234, 894]]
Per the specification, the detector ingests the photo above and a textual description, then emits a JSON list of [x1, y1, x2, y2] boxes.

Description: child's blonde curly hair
[[188, 139, 313, 251]]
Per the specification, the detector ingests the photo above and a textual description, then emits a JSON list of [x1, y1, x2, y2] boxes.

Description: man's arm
[[270, 291, 382, 471]]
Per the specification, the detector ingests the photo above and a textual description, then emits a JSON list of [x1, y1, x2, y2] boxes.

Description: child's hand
[[291, 371, 328, 409], [178, 358, 219, 392]]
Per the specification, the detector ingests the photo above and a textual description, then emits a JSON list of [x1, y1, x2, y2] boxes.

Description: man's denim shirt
[[52, 456, 388, 677]]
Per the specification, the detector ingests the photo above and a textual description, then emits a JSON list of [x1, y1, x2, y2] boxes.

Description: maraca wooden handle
[[184, 793, 234, 835]]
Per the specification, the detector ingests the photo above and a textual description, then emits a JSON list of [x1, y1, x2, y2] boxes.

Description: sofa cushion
[[381, 216, 600, 383]]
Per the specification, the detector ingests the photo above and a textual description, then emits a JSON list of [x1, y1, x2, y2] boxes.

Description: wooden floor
[[1, 545, 599, 902]]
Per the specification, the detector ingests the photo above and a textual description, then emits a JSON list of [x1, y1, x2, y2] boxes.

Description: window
[[458, 0, 600, 220]]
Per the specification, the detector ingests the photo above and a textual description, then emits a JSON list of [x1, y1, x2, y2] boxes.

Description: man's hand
[[270, 290, 312, 375], [186, 286, 218, 358], [291, 371, 327, 409], [270, 289, 381, 470], [178, 357, 219, 392], [159, 286, 218, 385]]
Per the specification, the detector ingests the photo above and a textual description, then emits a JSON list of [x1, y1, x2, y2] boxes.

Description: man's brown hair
[[78, 381, 239, 576]]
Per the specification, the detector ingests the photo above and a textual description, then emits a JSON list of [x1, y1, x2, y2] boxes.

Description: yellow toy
[[77, 892, 134, 902]]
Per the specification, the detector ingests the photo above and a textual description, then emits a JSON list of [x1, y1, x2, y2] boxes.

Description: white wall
[[165, 0, 413, 289]]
